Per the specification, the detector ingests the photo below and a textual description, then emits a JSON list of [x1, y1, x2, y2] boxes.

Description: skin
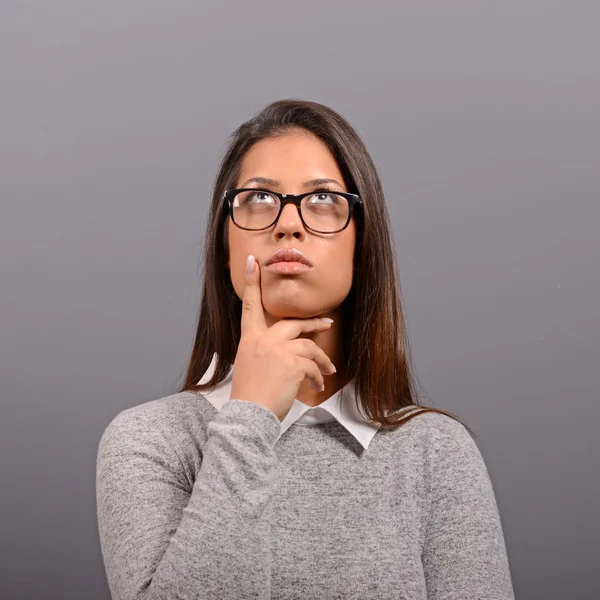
[[226, 130, 356, 407]]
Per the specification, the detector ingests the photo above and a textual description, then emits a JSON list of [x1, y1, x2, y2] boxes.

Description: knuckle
[[299, 339, 313, 353], [306, 338, 320, 351], [282, 353, 296, 369]]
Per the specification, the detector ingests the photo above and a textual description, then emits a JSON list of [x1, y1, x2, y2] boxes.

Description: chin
[[267, 307, 315, 320], [263, 299, 320, 321]]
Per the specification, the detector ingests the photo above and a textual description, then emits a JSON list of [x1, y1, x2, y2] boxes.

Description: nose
[[272, 201, 306, 238]]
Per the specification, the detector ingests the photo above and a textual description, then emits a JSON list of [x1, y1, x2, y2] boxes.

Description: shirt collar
[[196, 353, 381, 451]]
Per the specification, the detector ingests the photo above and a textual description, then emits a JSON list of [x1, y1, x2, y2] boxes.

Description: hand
[[229, 254, 337, 422]]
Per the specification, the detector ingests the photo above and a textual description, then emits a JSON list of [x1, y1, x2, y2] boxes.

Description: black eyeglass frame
[[222, 188, 362, 233]]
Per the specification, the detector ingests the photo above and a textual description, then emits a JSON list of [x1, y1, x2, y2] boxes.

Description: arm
[[96, 399, 281, 600], [421, 417, 516, 600]]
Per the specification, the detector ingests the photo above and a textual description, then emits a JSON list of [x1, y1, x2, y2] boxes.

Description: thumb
[[240, 254, 267, 336]]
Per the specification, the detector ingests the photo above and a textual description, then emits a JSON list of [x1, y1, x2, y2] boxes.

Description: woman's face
[[227, 131, 356, 324]]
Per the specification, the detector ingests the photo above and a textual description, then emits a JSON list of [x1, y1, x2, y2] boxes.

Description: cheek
[[325, 258, 354, 291], [338, 227, 356, 279], [320, 233, 355, 291], [227, 222, 252, 300], [231, 272, 243, 301]]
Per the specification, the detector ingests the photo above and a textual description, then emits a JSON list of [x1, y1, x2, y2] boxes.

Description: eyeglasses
[[222, 188, 362, 233]]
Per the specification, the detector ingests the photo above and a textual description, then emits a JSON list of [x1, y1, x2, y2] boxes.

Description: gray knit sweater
[[96, 390, 515, 599]]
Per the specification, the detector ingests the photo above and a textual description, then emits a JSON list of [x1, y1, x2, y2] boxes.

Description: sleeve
[[95, 399, 281, 600], [421, 418, 516, 600]]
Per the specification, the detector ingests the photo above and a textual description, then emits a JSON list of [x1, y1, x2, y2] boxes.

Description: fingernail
[[320, 317, 334, 323], [246, 255, 255, 275]]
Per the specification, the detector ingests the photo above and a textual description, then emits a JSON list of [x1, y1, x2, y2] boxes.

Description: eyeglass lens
[[232, 190, 349, 232]]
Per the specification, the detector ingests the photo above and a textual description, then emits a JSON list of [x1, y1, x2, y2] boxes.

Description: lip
[[265, 261, 312, 275], [265, 248, 313, 267]]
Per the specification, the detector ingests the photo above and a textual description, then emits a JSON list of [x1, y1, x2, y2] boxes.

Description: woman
[[96, 99, 516, 599]]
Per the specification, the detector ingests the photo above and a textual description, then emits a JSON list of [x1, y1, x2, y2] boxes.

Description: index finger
[[240, 254, 268, 336]]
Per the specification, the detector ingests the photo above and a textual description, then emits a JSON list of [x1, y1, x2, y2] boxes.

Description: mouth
[[265, 248, 313, 268], [265, 261, 313, 275]]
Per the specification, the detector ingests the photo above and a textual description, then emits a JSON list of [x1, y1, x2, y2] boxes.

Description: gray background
[[1, 1, 598, 599]]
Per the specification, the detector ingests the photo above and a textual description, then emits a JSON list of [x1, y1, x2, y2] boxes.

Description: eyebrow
[[240, 176, 344, 189]]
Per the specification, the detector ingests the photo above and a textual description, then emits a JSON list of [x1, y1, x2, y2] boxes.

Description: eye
[[246, 190, 277, 204], [307, 191, 339, 204]]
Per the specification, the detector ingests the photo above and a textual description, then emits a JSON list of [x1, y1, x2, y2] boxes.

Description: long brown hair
[[177, 98, 476, 440]]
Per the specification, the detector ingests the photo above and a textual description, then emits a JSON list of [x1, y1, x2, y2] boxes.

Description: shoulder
[[408, 409, 475, 444], [99, 390, 214, 439], [405, 410, 492, 496], [396, 409, 485, 474], [97, 390, 218, 468], [394, 408, 474, 445]]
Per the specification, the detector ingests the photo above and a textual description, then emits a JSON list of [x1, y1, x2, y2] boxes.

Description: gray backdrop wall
[[1, 2, 598, 599]]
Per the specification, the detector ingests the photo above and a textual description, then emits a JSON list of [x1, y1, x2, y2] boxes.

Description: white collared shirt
[[197, 352, 381, 451]]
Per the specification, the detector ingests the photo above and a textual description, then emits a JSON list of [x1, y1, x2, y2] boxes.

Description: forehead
[[237, 132, 345, 185]]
